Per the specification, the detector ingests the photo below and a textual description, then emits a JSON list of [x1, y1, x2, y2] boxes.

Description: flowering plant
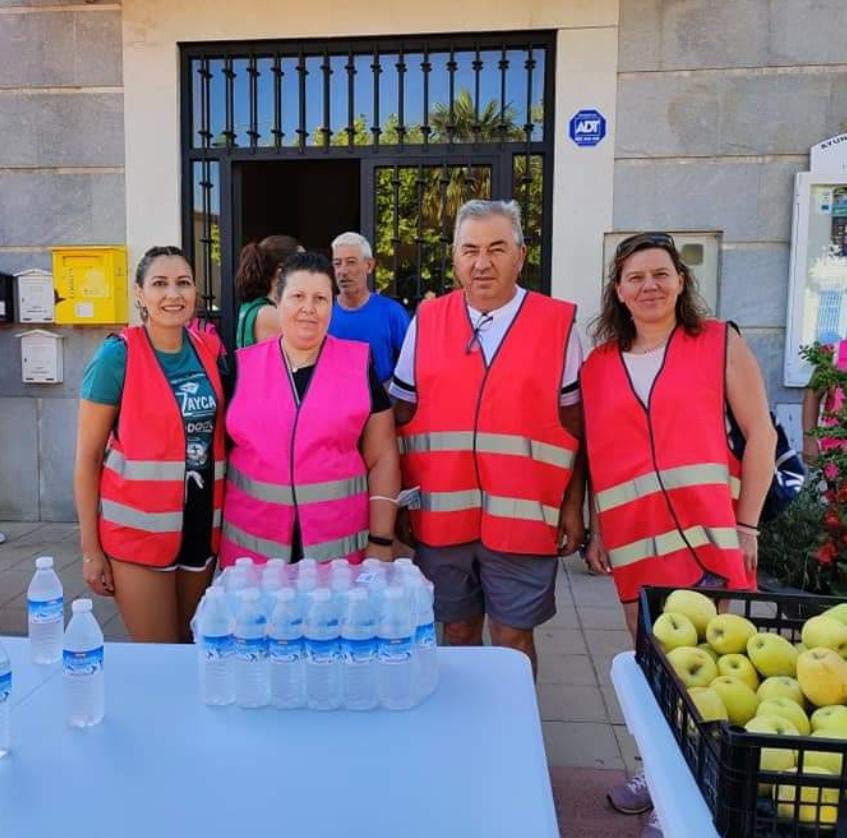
[[764, 342, 847, 595]]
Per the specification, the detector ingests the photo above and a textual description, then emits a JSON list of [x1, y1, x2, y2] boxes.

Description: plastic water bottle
[[330, 562, 353, 619], [261, 566, 282, 616], [234, 556, 260, 586], [358, 565, 388, 617], [27, 556, 64, 664], [267, 558, 288, 584], [63, 599, 104, 727], [197, 587, 234, 706], [304, 588, 341, 710], [411, 579, 438, 699], [0, 641, 10, 757], [378, 586, 416, 710], [225, 565, 250, 613], [299, 557, 318, 578], [268, 589, 305, 709], [341, 588, 378, 710], [233, 588, 269, 708], [295, 569, 317, 613]]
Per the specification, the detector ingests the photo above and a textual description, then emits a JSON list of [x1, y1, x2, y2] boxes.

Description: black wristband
[[368, 534, 393, 547]]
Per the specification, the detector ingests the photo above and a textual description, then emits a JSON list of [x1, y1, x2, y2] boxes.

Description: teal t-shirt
[[81, 333, 217, 474]]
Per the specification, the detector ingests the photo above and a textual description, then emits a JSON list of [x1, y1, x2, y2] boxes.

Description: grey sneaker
[[607, 770, 652, 815], [641, 808, 663, 837]]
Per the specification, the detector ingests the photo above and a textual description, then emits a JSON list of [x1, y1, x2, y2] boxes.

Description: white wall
[[122, 0, 620, 330]]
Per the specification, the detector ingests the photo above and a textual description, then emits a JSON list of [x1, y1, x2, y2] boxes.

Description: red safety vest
[[98, 326, 226, 567], [399, 289, 579, 555], [220, 335, 371, 566], [581, 320, 751, 602]]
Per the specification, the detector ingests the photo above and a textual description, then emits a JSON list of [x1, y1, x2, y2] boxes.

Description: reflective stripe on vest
[[595, 463, 741, 513], [222, 520, 368, 562], [421, 489, 560, 527], [399, 430, 575, 470], [227, 463, 366, 506], [105, 450, 226, 482], [608, 525, 740, 569], [100, 499, 182, 533]]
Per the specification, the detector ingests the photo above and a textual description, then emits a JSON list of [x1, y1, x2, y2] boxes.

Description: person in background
[[329, 232, 410, 385], [75, 246, 226, 643], [235, 234, 301, 348], [391, 199, 585, 679], [802, 338, 847, 463], [221, 251, 400, 566], [581, 232, 775, 837]]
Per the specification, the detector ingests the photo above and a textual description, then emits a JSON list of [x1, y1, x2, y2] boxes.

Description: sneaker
[[640, 808, 663, 837], [607, 770, 652, 815]]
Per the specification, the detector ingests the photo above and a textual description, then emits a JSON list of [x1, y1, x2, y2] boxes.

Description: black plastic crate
[[636, 585, 847, 837]]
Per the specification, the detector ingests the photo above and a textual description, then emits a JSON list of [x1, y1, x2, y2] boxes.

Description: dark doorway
[[238, 159, 360, 256]]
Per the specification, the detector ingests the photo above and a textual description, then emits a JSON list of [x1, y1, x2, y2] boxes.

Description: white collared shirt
[[389, 287, 583, 405]]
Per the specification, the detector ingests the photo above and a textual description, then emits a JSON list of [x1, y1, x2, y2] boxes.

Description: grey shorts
[[414, 540, 558, 630]]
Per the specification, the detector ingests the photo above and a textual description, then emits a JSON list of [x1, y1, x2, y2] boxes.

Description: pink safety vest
[[821, 339, 847, 451], [220, 335, 371, 567]]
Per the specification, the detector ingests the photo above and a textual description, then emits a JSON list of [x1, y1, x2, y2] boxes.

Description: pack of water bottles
[[194, 556, 439, 711]]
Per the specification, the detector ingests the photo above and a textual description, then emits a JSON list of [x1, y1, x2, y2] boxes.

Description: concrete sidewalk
[[0, 521, 646, 837]]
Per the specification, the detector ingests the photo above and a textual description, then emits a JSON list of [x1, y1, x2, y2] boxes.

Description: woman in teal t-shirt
[[75, 246, 226, 644], [235, 234, 300, 348]]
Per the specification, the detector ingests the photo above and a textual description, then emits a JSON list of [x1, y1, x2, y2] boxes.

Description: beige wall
[[122, 0, 619, 330]]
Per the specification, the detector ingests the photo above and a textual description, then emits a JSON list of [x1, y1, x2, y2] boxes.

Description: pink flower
[[824, 463, 840, 481]]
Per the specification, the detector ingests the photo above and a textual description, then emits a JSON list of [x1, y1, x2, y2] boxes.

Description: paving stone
[[585, 630, 634, 659], [592, 655, 617, 687], [543, 721, 624, 770], [538, 654, 598, 687], [0, 607, 26, 637], [0, 569, 32, 606], [577, 606, 627, 630], [536, 626, 589, 656], [537, 684, 609, 723], [612, 724, 644, 776], [600, 685, 625, 726], [539, 605, 581, 629]]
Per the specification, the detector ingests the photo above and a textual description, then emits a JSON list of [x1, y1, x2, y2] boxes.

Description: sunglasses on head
[[615, 232, 676, 259]]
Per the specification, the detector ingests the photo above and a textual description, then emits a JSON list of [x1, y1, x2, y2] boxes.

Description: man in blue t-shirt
[[329, 232, 410, 385]]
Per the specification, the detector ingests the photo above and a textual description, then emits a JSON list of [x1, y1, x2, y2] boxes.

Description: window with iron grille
[[180, 32, 555, 345]]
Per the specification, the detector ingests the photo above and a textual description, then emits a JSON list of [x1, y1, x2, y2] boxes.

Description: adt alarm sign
[[569, 109, 606, 147]]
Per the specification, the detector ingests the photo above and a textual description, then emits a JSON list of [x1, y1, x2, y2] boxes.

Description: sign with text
[[568, 109, 606, 147]]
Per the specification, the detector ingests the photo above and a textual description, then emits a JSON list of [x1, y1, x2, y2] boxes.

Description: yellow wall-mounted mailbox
[[52, 246, 128, 325]]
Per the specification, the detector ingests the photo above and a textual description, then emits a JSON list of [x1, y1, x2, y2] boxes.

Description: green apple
[[800, 729, 847, 775], [667, 646, 719, 688], [810, 705, 847, 735], [709, 676, 760, 725], [797, 648, 847, 707], [698, 642, 719, 662], [801, 616, 847, 659], [718, 653, 760, 691], [756, 697, 811, 735], [747, 633, 799, 678], [757, 676, 805, 707], [745, 714, 801, 736], [822, 602, 847, 626], [745, 715, 799, 795], [774, 766, 839, 824], [705, 613, 757, 655], [688, 686, 728, 723], [653, 612, 698, 651], [663, 589, 717, 639]]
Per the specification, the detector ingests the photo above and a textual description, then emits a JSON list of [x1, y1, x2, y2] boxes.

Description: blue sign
[[569, 109, 606, 147]]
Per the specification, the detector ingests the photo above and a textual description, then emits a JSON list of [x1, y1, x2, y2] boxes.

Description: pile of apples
[[653, 589, 847, 825]]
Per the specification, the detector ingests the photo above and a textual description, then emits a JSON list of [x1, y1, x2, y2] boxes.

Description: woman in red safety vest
[[583, 233, 776, 826], [582, 233, 776, 640], [74, 246, 226, 643]]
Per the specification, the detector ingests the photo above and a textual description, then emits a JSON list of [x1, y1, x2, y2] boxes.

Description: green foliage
[[761, 342, 847, 595]]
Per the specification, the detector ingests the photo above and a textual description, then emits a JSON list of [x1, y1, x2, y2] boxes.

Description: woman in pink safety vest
[[803, 339, 847, 462], [221, 251, 400, 567]]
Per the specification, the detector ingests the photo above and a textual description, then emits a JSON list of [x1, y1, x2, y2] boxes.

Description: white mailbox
[[15, 268, 55, 323], [784, 133, 847, 386], [16, 329, 64, 383]]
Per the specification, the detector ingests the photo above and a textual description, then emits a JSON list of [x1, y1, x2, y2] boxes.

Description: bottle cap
[[395, 558, 414, 568], [234, 557, 254, 568], [72, 598, 92, 613], [35, 556, 54, 569], [363, 558, 381, 570]]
